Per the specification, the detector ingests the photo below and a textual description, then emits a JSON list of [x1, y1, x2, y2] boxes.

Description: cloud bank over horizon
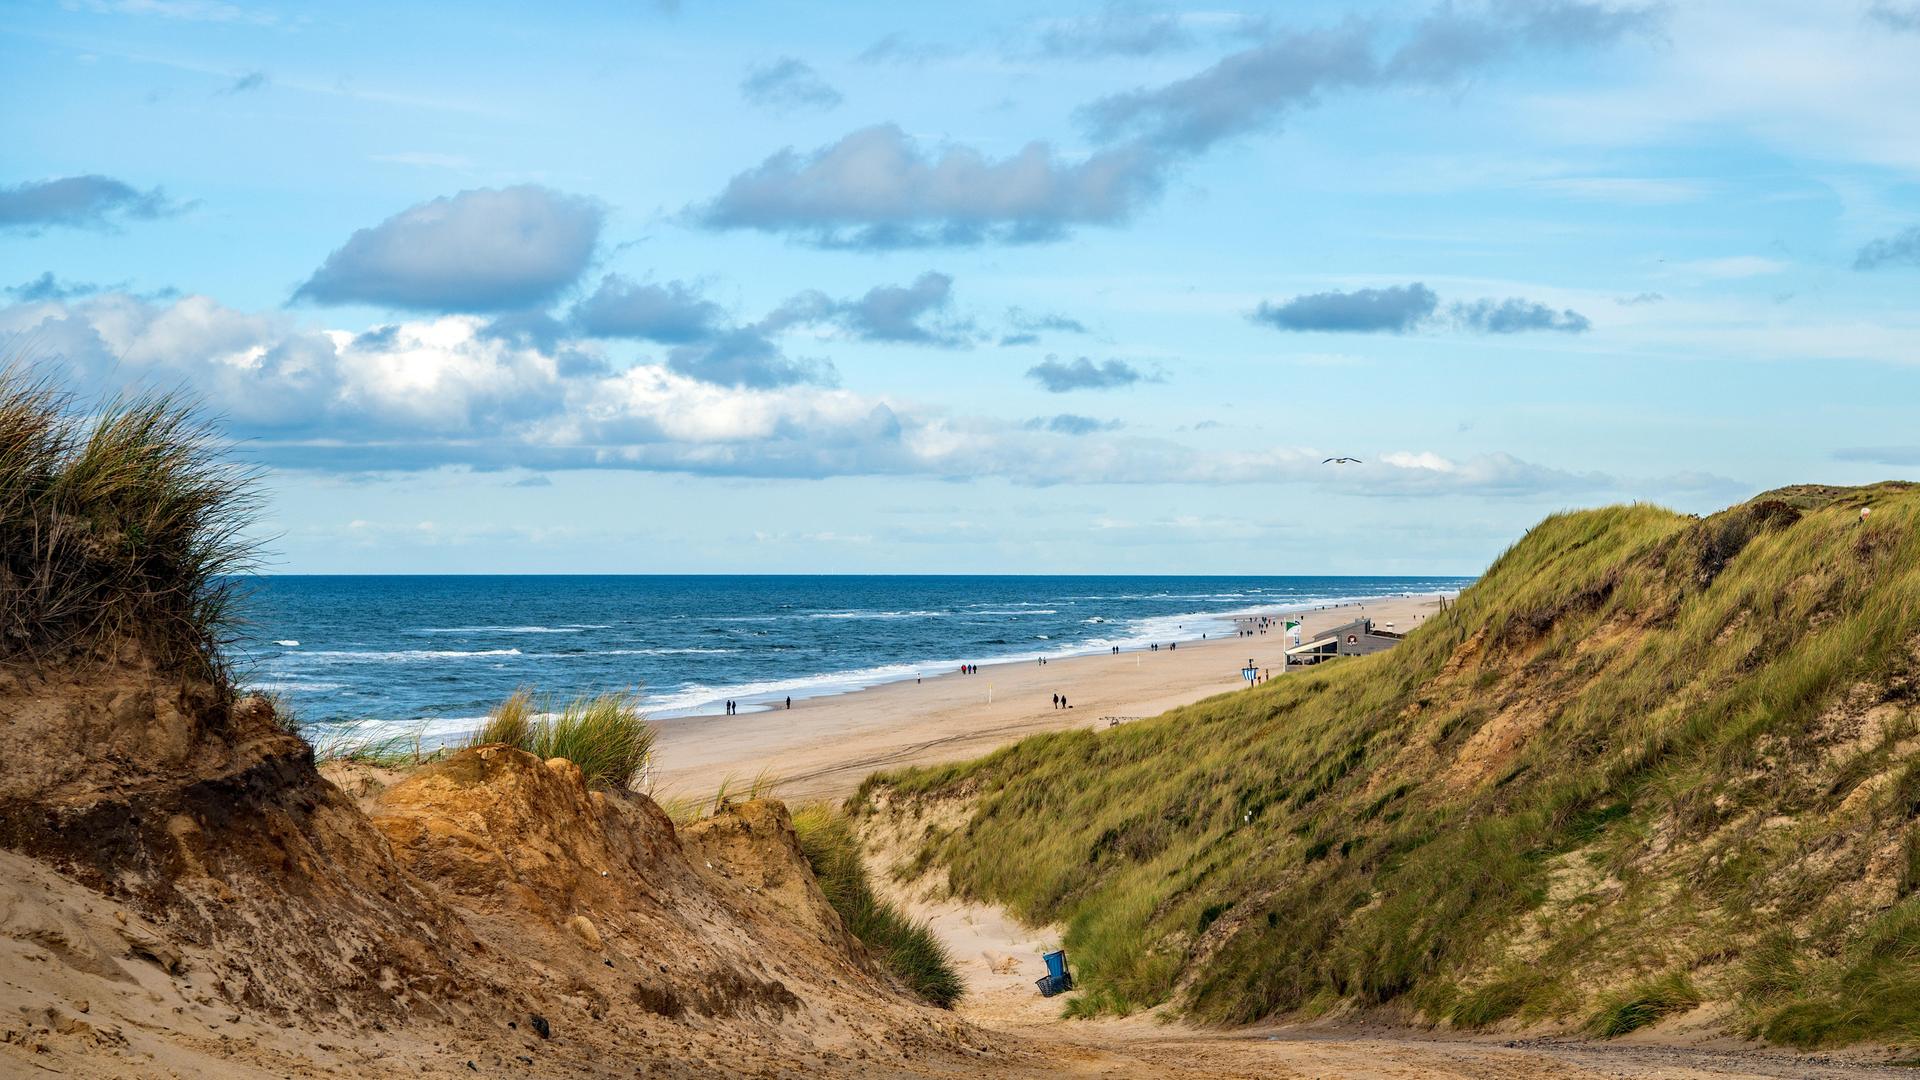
[[1, 288, 1697, 501]]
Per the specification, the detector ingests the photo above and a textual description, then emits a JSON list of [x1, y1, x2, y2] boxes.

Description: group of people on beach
[[959, 663, 979, 674], [721, 696, 791, 715], [1051, 693, 1070, 709]]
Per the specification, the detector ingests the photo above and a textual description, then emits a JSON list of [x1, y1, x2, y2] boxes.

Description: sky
[[3, 0, 1919, 575]]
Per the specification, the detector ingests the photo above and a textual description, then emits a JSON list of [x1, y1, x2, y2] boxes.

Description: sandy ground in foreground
[[648, 594, 1445, 805]]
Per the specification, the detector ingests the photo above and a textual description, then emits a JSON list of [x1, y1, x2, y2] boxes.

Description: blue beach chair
[[1035, 949, 1073, 997]]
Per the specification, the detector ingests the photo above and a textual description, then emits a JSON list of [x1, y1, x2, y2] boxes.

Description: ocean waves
[[233, 574, 1472, 743]]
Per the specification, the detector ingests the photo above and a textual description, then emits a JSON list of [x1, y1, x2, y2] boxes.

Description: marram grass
[[471, 688, 655, 790], [790, 802, 963, 1008], [0, 365, 258, 683], [861, 484, 1920, 1046]]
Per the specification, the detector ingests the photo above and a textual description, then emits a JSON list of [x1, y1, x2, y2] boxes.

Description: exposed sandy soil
[[651, 595, 1445, 805], [0, 662, 1028, 1078]]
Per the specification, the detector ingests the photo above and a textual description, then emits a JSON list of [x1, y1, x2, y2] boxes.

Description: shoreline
[[649, 592, 1448, 804], [655, 588, 1454, 720], [283, 587, 1461, 748]]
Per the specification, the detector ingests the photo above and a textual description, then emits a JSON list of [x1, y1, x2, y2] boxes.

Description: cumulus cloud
[[1253, 283, 1590, 335], [4, 273, 109, 302], [698, 124, 1161, 249], [1034, 1, 1195, 57], [1616, 291, 1664, 305], [570, 270, 973, 386], [1025, 413, 1122, 435], [834, 271, 972, 345], [0, 175, 187, 233], [6, 290, 1681, 497], [1027, 356, 1151, 392], [293, 185, 603, 312], [1854, 226, 1920, 270], [1081, 1, 1656, 155], [570, 275, 725, 343], [664, 328, 834, 389], [707, 2, 1656, 247], [1450, 297, 1590, 333], [740, 57, 842, 111], [1253, 284, 1439, 333]]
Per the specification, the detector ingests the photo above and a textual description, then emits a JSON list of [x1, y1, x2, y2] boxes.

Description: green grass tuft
[[0, 366, 259, 683], [471, 688, 655, 790], [1585, 972, 1702, 1037], [1448, 971, 1541, 1028], [312, 718, 425, 769], [470, 686, 535, 750], [790, 803, 963, 1008]]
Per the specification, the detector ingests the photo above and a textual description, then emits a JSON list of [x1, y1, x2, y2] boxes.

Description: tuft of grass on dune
[[470, 688, 655, 790], [790, 802, 963, 1008], [857, 484, 1920, 1044], [312, 717, 428, 769], [1585, 972, 1702, 1037], [471, 686, 535, 749], [0, 366, 258, 684]]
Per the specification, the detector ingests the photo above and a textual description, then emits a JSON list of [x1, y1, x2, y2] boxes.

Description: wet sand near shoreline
[[648, 593, 1446, 805]]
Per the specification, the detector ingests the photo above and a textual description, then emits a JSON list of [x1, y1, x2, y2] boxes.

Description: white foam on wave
[[304, 714, 491, 750], [274, 639, 300, 647], [806, 609, 947, 620], [409, 625, 607, 634], [646, 658, 953, 717], [301, 648, 524, 663], [244, 679, 346, 693], [586, 647, 738, 656]]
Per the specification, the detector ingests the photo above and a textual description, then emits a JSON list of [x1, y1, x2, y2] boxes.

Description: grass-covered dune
[[861, 483, 1920, 1046]]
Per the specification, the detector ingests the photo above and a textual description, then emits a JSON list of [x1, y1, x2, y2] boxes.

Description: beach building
[[1284, 617, 1404, 667]]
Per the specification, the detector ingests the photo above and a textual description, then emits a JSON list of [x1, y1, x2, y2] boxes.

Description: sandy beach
[[649, 593, 1446, 804]]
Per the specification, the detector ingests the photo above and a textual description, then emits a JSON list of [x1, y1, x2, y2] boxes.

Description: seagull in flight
[[1323, 456, 1363, 464]]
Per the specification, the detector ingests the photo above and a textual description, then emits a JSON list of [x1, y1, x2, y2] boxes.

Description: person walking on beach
[[785, 696, 792, 710], [1052, 693, 1060, 709]]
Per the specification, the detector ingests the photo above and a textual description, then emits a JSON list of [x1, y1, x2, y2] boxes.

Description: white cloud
[[9, 291, 1669, 497]]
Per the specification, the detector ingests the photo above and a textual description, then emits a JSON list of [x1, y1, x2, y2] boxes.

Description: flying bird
[[1323, 456, 1363, 464]]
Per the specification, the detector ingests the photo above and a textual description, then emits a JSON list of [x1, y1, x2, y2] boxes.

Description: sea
[[231, 575, 1472, 746]]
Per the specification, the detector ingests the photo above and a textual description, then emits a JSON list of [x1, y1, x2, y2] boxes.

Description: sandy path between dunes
[[856, 801, 1915, 1080], [649, 594, 1444, 805]]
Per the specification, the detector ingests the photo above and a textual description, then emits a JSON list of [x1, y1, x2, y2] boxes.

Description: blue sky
[[4, 0, 1919, 574]]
